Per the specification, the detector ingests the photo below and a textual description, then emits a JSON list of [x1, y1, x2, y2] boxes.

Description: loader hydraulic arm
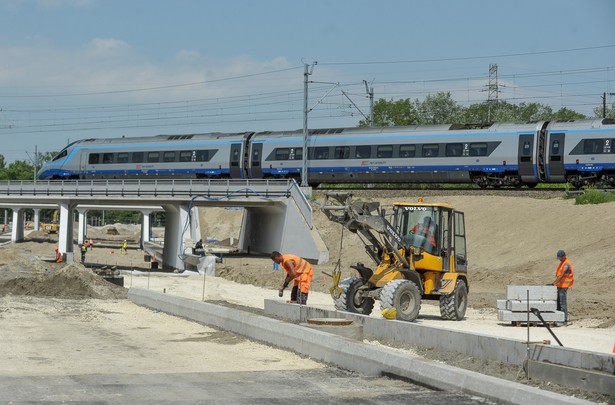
[[322, 192, 410, 268]]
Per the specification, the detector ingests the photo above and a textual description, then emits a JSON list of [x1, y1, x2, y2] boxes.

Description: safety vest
[[555, 258, 574, 288], [280, 254, 312, 276], [281, 254, 313, 294]]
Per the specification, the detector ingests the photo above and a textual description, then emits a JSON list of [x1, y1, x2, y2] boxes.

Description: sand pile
[[0, 262, 127, 300]]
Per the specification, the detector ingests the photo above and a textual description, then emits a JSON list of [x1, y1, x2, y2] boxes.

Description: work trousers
[[557, 287, 568, 322]]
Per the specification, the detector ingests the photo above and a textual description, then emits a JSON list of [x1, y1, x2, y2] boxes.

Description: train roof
[[73, 132, 249, 145]]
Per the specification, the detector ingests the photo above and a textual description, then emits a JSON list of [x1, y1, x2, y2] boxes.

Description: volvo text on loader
[[322, 192, 468, 322]]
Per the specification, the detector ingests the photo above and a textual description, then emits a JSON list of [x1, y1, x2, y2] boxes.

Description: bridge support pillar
[[11, 208, 24, 242], [76, 208, 88, 245], [140, 210, 154, 249], [161, 203, 191, 271], [58, 201, 75, 263], [33, 209, 40, 232]]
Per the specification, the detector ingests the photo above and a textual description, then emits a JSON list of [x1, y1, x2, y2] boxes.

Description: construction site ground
[[0, 190, 614, 403]]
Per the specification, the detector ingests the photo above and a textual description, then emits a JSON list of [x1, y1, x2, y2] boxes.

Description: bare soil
[[0, 189, 614, 404]]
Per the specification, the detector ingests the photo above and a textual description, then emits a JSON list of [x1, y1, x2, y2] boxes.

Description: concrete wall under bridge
[[0, 179, 328, 270]]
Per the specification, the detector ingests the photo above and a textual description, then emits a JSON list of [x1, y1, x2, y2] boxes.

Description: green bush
[[574, 189, 615, 205]]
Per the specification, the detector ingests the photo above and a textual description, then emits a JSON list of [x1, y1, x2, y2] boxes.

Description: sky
[[0, 0, 614, 163]]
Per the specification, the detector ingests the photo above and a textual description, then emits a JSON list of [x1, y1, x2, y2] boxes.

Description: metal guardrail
[[0, 178, 313, 227], [0, 179, 291, 198]]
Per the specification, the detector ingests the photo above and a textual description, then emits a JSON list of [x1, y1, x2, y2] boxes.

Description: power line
[[319, 45, 615, 66]]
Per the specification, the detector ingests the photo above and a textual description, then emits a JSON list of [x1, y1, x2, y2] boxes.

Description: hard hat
[[557, 250, 566, 259], [54, 247, 58, 250]]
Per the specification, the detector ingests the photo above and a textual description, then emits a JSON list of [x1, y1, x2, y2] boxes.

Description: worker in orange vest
[[270, 251, 313, 305], [552, 250, 574, 327], [54, 246, 62, 263], [411, 216, 437, 250]]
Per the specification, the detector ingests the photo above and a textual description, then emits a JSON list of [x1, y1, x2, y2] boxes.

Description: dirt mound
[[0, 262, 127, 300]]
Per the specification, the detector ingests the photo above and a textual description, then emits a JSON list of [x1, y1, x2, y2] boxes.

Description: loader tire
[[334, 277, 374, 315], [439, 279, 468, 321], [380, 279, 421, 322]]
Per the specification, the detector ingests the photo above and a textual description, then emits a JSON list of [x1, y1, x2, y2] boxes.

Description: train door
[[546, 132, 566, 182], [517, 134, 536, 182], [229, 143, 242, 178], [79, 150, 89, 179], [249, 143, 263, 178]]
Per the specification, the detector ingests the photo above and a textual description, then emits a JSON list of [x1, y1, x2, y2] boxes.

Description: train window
[[469, 143, 488, 156], [422, 144, 439, 158], [355, 145, 371, 158], [335, 146, 350, 159], [583, 139, 603, 154], [196, 150, 210, 161], [399, 144, 416, 158], [275, 148, 290, 160], [117, 153, 129, 163], [103, 153, 114, 164], [52, 149, 68, 162], [88, 154, 100, 164], [377, 145, 393, 158], [551, 140, 561, 155], [132, 152, 144, 163], [314, 147, 330, 160], [445, 143, 463, 157], [294, 148, 303, 160], [163, 151, 176, 162], [522, 141, 531, 156], [147, 152, 160, 162], [179, 151, 192, 162]]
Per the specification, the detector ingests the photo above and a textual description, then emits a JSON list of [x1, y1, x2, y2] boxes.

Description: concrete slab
[[507, 300, 557, 312], [498, 309, 565, 322], [527, 360, 615, 397], [507, 285, 557, 301]]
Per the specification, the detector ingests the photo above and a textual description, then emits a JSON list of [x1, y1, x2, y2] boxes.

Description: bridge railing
[[0, 178, 313, 227]]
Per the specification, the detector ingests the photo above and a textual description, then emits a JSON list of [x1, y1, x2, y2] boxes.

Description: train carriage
[[544, 119, 615, 188], [37, 132, 249, 180]]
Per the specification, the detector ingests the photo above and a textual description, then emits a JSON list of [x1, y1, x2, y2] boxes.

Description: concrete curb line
[[128, 287, 594, 405]]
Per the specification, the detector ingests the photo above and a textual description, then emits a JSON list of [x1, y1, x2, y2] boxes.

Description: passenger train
[[37, 118, 615, 189]]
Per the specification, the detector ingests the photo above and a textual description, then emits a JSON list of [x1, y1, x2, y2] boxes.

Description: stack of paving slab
[[497, 285, 565, 324]]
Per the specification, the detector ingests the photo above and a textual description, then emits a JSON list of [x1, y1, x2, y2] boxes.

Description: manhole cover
[[307, 318, 353, 326]]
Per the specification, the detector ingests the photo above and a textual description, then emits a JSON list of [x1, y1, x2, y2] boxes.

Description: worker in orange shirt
[[54, 246, 62, 263], [270, 251, 313, 305], [411, 216, 437, 249]]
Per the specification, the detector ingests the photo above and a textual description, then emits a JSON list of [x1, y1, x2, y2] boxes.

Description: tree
[[415, 92, 464, 124], [5, 160, 35, 181], [359, 98, 419, 127], [593, 102, 615, 119]]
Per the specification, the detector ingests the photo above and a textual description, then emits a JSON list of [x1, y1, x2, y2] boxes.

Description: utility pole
[[302, 61, 316, 187], [486, 64, 500, 122], [364, 80, 374, 127], [33, 145, 37, 183], [602, 92, 615, 118]]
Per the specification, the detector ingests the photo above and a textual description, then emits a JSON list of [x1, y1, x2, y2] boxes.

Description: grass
[[573, 188, 615, 205]]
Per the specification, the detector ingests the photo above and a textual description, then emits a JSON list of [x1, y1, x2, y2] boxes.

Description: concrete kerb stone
[[264, 299, 615, 375], [128, 288, 594, 405]]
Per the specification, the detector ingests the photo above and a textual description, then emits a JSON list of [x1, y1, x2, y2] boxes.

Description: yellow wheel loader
[[322, 192, 468, 322]]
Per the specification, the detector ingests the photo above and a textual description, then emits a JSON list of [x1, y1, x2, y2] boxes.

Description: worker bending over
[[270, 251, 313, 305]]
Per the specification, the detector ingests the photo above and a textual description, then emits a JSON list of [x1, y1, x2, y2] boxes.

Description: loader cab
[[393, 202, 467, 273]]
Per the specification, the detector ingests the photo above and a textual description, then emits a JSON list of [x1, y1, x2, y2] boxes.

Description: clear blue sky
[[1, 0, 614, 163]]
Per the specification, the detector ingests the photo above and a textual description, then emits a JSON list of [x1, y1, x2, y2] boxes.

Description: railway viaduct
[[0, 179, 328, 270]]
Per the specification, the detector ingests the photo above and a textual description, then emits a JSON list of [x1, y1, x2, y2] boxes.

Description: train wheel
[[439, 279, 468, 320], [334, 277, 374, 315], [380, 279, 421, 322]]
